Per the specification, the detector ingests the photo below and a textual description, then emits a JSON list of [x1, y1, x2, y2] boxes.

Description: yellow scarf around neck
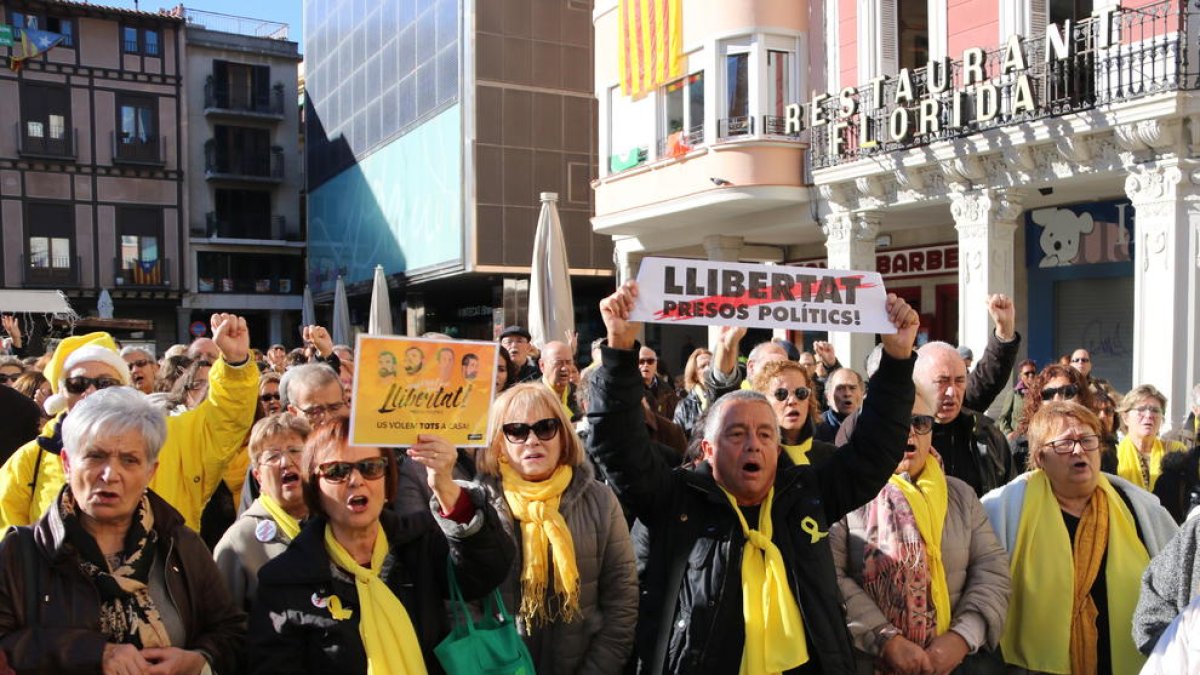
[[1001, 471, 1149, 674], [1116, 435, 1178, 491], [781, 437, 813, 466], [323, 525, 428, 675], [721, 487, 809, 675], [257, 493, 301, 541], [890, 458, 951, 636], [499, 462, 581, 625]]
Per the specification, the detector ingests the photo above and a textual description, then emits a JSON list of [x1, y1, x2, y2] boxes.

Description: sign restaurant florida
[[779, 7, 1122, 162]]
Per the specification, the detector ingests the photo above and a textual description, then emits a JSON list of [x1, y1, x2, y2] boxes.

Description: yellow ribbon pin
[[800, 516, 828, 544], [327, 594, 353, 621]]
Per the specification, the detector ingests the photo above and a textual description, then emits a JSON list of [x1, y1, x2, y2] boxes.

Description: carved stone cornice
[[821, 211, 881, 244], [1124, 164, 1185, 204]]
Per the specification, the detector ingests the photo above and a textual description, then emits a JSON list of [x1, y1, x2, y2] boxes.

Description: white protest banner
[[631, 256, 894, 334]]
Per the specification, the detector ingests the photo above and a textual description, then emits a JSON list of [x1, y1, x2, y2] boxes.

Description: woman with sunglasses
[[258, 372, 283, 416], [214, 413, 311, 611], [1010, 364, 1094, 472], [831, 393, 1010, 674], [749, 360, 834, 466], [249, 416, 514, 674], [982, 401, 1177, 674], [474, 383, 637, 675]]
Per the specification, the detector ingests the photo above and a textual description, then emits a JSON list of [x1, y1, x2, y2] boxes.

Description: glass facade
[[304, 0, 460, 190]]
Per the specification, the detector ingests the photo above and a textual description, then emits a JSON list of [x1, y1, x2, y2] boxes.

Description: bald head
[[188, 337, 219, 364], [914, 341, 967, 424], [746, 342, 788, 381], [540, 341, 574, 393]]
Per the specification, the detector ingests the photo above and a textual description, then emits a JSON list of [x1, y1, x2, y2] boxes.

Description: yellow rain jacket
[[0, 357, 258, 532]]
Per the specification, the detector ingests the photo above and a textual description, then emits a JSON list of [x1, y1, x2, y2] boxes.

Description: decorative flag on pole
[[9, 28, 65, 72], [618, 0, 682, 98]]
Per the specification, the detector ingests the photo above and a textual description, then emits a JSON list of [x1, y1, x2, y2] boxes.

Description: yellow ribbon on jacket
[[721, 487, 809, 674], [781, 438, 813, 466], [257, 493, 301, 541], [890, 458, 951, 636], [499, 462, 581, 625], [1116, 436, 1183, 491], [1001, 471, 1149, 674], [323, 525, 428, 675]]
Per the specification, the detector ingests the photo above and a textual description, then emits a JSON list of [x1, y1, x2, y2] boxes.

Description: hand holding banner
[[630, 257, 894, 334]]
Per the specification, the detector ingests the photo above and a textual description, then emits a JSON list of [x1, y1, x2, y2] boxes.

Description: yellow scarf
[[1001, 471, 1149, 674], [323, 525, 428, 675], [1116, 436, 1181, 491], [781, 438, 813, 466], [499, 463, 581, 625], [257, 494, 301, 541], [889, 459, 951, 636], [721, 487, 809, 674]]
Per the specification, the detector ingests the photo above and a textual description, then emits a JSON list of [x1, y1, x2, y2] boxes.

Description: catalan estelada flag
[[618, 0, 682, 98], [10, 28, 65, 72]]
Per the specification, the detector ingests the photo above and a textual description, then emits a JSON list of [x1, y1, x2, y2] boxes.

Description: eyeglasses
[[638, 358, 658, 365], [1020, 371, 1037, 378], [299, 401, 346, 419], [0, 373, 19, 385], [260, 392, 281, 402], [1041, 384, 1079, 401], [502, 417, 561, 443], [1133, 405, 1164, 417], [910, 414, 934, 435], [126, 359, 152, 370], [186, 381, 208, 392], [1071, 357, 1091, 364], [64, 376, 124, 394], [1044, 435, 1101, 454], [772, 387, 811, 402], [317, 457, 389, 482], [259, 447, 303, 466]]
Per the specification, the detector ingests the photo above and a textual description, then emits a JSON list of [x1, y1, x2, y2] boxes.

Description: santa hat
[[42, 332, 131, 415]]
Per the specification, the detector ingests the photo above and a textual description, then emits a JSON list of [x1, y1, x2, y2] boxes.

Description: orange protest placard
[[349, 335, 497, 447]]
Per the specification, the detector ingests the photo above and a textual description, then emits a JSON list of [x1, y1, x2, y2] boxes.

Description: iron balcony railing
[[656, 124, 705, 158], [21, 254, 81, 287], [204, 212, 287, 239], [717, 115, 755, 140], [16, 123, 77, 159], [809, 0, 1200, 168], [204, 78, 286, 118], [204, 140, 285, 181], [112, 132, 166, 165], [114, 258, 171, 287], [197, 276, 297, 294]]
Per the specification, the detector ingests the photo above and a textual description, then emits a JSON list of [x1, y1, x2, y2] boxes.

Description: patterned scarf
[[60, 489, 171, 649]]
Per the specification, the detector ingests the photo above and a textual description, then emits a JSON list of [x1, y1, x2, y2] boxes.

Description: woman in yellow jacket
[[0, 314, 258, 533]]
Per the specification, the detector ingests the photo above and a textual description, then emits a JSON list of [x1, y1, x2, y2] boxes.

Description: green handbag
[[434, 558, 536, 675]]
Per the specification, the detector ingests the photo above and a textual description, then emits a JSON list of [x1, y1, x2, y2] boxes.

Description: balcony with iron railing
[[204, 78, 286, 120], [21, 254, 81, 287], [204, 140, 285, 183], [203, 212, 292, 240], [114, 258, 171, 287], [717, 115, 755, 140], [809, 0, 1200, 168], [196, 275, 298, 294], [112, 132, 166, 166], [656, 124, 705, 159], [15, 123, 77, 160]]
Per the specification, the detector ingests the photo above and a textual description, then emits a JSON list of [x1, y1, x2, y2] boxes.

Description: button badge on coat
[[255, 519, 277, 542]]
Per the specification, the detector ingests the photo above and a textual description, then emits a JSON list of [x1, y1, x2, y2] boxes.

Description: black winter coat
[[248, 486, 515, 675], [588, 344, 916, 675], [931, 409, 1013, 497]]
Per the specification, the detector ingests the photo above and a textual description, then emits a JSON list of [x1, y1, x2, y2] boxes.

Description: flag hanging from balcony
[[9, 28, 65, 72], [132, 259, 161, 286], [618, 0, 682, 98]]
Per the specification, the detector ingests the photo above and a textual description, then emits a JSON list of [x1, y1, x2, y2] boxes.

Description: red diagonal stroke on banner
[[653, 275, 878, 321]]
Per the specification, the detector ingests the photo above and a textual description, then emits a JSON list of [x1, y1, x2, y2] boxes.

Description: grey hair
[[702, 390, 775, 444], [280, 363, 340, 408], [119, 345, 155, 360], [0, 356, 24, 371], [62, 387, 167, 464]]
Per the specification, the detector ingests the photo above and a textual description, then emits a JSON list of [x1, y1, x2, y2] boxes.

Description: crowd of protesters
[[0, 284, 1197, 675]]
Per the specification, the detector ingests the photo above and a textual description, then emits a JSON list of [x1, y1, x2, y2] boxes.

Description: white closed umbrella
[[302, 285, 316, 327], [332, 276, 352, 346], [367, 265, 393, 335], [528, 192, 574, 349]]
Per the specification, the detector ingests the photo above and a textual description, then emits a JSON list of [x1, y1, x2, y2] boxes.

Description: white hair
[[702, 390, 775, 444], [62, 387, 167, 464], [119, 345, 155, 360], [280, 363, 341, 407]]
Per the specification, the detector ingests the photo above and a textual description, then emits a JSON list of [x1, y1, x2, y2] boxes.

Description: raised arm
[[964, 294, 1021, 412]]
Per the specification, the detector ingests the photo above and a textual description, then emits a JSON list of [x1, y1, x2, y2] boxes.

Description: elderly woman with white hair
[[0, 387, 245, 674]]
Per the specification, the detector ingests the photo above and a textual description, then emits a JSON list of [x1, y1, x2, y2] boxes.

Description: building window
[[661, 72, 704, 157], [208, 125, 275, 177], [211, 61, 274, 113], [608, 86, 653, 173], [123, 26, 160, 56], [20, 82, 71, 157], [725, 52, 749, 119], [10, 12, 74, 48], [117, 207, 163, 286], [211, 189, 272, 238], [1050, 0, 1094, 25], [25, 203, 75, 286], [115, 94, 159, 163], [767, 51, 792, 117], [898, 0, 929, 72]]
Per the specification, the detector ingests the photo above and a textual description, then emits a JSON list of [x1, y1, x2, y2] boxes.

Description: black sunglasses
[[64, 376, 123, 395], [260, 392, 281, 402], [1042, 384, 1079, 401], [0, 373, 19, 385], [317, 457, 389, 483], [502, 417, 561, 443], [910, 414, 934, 435], [772, 386, 811, 402]]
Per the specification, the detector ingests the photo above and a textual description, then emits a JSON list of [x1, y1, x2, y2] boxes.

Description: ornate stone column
[[949, 188, 1026, 362], [1124, 161, 1200, 429], [822, 210, 880, 371]]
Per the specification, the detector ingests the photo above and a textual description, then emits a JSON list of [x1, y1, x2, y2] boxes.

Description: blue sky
[[102, 0, 304, 51]]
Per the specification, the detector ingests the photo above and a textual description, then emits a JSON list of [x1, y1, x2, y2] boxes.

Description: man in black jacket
[[0, 385, 39, 464], [588, 280, 919, 674]]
